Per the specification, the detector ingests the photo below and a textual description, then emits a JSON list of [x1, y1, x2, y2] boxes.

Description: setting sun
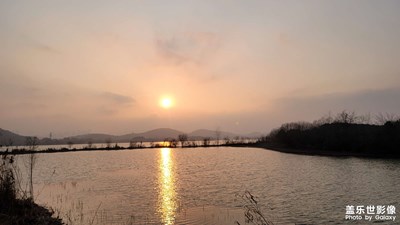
[[161, 98, 173, 109]]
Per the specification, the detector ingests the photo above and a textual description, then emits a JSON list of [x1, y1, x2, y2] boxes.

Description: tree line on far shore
[[260, 111, 400, 156]]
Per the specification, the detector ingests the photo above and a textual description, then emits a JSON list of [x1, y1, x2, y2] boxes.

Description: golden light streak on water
[[158, 148, 176, 225]]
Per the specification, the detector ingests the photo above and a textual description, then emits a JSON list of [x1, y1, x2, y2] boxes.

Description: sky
[[1, 0, 400, 137]]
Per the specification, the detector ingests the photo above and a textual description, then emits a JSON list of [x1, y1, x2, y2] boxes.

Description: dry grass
[[236, 191, 275, 225], [0, 154, 64, 225]]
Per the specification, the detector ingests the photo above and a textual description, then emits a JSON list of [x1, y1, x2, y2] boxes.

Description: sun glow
[[161, 98, 173, 109]]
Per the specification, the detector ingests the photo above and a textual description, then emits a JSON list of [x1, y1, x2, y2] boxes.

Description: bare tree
[[105, 138, 112, 148], [129, 139, 137, 148], [224, 137, 231, 145], [178, 134, 188, 148], [113, 142, 119, 149], [314, 111, 334, 125], [87, 139, 93, 149], [170, 139, 178, 148], [189, 141, 197, 147], [375, 112, 399, 125], [67, 140, 74, 149], [25, 136, 39, 201], [335, 110, 357, 124], [215, 127, 221, 146], [358, 113, 372, 124], [203, 137, 211, 147]]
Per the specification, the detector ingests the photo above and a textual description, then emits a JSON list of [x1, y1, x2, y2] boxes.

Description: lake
[[16, 147, 400, 225]]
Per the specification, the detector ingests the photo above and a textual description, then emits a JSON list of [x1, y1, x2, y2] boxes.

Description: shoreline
[[1, 142, 399, 159], [0, 198, 63, 225], [245, 142, 400, 159]]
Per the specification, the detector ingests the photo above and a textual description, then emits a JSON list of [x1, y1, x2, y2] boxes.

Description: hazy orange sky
[[1, 1, 400, 137]]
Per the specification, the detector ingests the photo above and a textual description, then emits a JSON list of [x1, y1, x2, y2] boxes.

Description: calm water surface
[[16, 147, 400, 225]]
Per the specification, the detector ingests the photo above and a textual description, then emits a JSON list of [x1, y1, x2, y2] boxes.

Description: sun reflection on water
[[158, 148, 176, 225]]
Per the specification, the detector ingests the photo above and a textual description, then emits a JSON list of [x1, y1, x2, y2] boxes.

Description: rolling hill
[[0, 127, 262, 146], [0, 128, 28, 146]]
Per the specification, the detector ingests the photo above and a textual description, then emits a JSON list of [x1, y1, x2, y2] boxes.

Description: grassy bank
[[0, 154, 64, 225]]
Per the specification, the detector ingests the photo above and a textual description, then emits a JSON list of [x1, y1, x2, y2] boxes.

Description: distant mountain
[[63, 133, 119, 145], [243, 132, 264, 138], [189, 129, 239, 139], [70, 133, 116, 141], [1, 127, 261, 146], [115, 133, 137, 142], [61, 128, 260, 144], [0, 128, 28, 146], [137, 128, 183, 140], [67, 128, 184, 143]]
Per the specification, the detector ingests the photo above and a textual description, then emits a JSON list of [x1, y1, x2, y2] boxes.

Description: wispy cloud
[[96, 100, 134, 116], [100, 92, 135, 105], [19, 33, 61, 54], [155, 31, 221, 65]]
